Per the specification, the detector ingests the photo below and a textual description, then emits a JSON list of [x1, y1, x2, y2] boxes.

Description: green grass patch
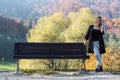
[[21, 69, 35, 74], [0, 61, 16, 71], [21, 69, 58, 75]]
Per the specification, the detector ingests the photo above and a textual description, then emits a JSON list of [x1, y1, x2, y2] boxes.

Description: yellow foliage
[[27, 12, 71, 42], [19, 59, 50, 70], [63, 8, 97, 42]]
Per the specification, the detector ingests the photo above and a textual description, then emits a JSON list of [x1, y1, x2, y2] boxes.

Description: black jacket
[[85, 25, 106, 54]]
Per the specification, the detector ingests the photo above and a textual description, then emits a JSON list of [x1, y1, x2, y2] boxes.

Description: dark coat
[[85, 25, 106, 54]]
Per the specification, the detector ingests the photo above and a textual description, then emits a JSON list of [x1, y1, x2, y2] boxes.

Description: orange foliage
[[85, 54, 96, 70], [85, 48, 120, 71], [112, 18, 120, 28]]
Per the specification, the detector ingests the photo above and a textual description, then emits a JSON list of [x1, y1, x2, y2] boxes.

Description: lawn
[[0, 61, 16, 71]]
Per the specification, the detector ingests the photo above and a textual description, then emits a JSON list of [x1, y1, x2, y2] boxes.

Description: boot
[[95, 67, 100, 72], [100, 66, 103, 72]]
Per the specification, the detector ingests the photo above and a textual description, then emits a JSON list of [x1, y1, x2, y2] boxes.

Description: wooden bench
[[13, 42, 90, 74]]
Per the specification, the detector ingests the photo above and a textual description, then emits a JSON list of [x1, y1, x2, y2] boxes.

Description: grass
[[0, 60, 16, 71]]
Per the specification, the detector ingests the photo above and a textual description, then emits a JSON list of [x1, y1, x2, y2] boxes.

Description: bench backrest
[[13, 42, 89, 59]]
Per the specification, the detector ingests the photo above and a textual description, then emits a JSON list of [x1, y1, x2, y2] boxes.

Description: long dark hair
[[97, 16, 102, 27]]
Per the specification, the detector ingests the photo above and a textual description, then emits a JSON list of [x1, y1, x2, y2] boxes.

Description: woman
[[84, 16, 106, 72]]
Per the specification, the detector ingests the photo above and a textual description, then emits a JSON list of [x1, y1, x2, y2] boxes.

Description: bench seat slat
[[13, 42, 89, 59], [13, 55, 90, 59]]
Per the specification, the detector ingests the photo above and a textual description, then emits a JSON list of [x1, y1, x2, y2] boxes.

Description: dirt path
[[0, 71, 120, 80]]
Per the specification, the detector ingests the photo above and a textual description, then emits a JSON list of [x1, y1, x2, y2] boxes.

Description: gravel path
[[0, 71, 120, 80]]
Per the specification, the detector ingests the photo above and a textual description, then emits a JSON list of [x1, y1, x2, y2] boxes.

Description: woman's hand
[[100, 25, 104, 32], [100, 19, 105, 32], [84, 39, 87, 45]]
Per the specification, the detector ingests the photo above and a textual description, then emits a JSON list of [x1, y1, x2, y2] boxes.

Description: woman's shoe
[[100, 66, 103, 72], [95, 68, 100, 72]]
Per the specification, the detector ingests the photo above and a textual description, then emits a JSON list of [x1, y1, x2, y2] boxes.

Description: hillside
[[0, 0, 120, 34], [0, 0, 120, 21], [0, 15, 28, 59], [0, 15, 28, 38]]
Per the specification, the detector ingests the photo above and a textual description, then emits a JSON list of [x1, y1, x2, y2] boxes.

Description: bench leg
[[80, 59, 85, 71], [83, 59, 86, 71], [79, 59, 89, 74], [51, 59, 54, 68], [78, 59, 82, 72], [14, 59, 19, 75]]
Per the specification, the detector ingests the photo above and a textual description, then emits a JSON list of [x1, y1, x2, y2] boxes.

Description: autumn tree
[[61, 8, 96, 42], [20, 8, 98, 70], [20, 12, 71, 70], [27, 12, 71, 42]]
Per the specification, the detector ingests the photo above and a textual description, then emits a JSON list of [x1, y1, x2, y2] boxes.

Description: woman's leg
[[93, 41, 102, 71]]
